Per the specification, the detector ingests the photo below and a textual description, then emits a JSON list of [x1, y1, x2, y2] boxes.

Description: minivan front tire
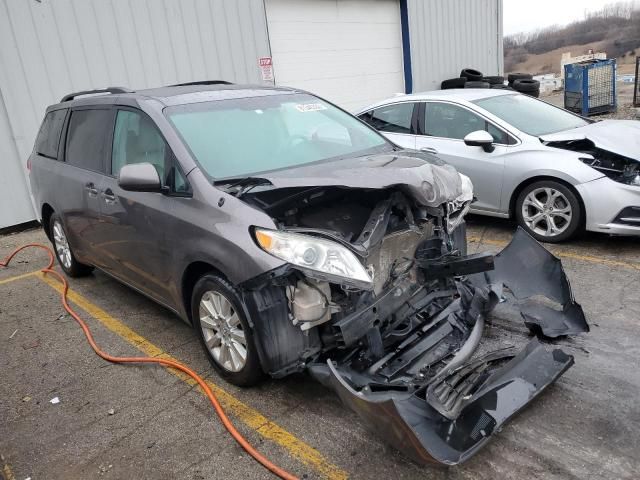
[[49, 213, 94, 277], [192, 274, 264, 386]]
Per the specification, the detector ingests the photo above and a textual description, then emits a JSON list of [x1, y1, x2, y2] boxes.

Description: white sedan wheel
[[521, 187, 573, 237]]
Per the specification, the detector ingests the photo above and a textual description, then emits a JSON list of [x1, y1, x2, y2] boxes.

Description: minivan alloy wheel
[[521, 187, 572, 237], [199, 291, 247, 372], [52, 220, 72, 269]]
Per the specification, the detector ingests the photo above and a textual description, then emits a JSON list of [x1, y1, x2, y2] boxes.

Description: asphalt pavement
[[1, 217, 638, 479]]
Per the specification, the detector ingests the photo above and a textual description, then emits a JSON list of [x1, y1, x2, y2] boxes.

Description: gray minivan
[[28, 82, 588, 465]]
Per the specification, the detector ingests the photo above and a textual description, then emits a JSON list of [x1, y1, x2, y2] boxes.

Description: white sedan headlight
[[254, 229, 372, 288], [458, 173, 474, 203], [446, 173, 474, 232]]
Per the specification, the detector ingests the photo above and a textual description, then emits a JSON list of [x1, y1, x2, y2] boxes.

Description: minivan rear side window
[[35, 109, 67, 159], [65, 109, 112, 172]]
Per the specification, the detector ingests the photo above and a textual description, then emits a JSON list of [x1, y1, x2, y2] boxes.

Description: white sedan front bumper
[[577, 176, 640, 235]]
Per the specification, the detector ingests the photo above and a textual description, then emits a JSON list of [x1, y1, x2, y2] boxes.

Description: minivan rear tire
[[192, 274, 264, 387], [49, 213, 94, 277]]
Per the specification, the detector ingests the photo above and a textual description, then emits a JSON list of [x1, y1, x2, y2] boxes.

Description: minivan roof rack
[[60, 87, 134, 103], [171, 80, 233, 87]]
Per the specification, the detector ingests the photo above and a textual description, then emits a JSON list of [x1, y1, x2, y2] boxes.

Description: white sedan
[[357, 89, 640, 242]]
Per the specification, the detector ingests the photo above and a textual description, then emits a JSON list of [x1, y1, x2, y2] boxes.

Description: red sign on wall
[[258, 57, 274, 82]]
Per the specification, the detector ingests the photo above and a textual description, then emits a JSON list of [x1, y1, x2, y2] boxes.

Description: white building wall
[[0, 0, 504, 229], [0, 0, 271, 229], [407, 0, 503, 92]]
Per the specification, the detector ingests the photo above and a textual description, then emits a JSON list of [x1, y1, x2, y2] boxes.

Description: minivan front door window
[[112, 109, 189, 194], [112, 110, 166, 178]]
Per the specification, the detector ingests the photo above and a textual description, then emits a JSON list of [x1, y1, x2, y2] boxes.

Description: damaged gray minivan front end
[[235, 152, 588, 465]]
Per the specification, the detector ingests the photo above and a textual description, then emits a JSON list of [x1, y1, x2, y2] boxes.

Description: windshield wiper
[[213, 177, 273, 198]]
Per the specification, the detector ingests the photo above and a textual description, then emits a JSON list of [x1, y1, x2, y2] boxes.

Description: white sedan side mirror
[[464, 130, 495, 153]]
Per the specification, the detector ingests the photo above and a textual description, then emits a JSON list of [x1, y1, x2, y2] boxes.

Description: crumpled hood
[[252, 150, 470, 207], [540, 120, 640, 161]]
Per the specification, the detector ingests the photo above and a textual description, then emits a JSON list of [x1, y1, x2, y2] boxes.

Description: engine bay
[[547, 138, 640, 186]]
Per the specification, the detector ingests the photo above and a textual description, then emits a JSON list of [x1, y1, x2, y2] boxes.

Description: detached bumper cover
[[310, 228, 587, 466], [317, 340, 573, 465], [469, 227, 589, 338]]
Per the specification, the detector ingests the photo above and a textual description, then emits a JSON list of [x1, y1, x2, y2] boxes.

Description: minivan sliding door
[[58, 107, 113, 266], [96, 108, 176, 306]]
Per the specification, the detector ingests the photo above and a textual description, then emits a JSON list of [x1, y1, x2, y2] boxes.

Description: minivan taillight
[[27, 157, 31, 173]]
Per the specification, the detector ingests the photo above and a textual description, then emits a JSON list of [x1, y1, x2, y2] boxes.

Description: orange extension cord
[[1, 243, 298, 480]]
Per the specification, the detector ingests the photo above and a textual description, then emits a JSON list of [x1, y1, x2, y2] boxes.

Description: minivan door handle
[[420, 147, 439, 155], [102, 188, 117, 204], [84, 182, 99, 196]]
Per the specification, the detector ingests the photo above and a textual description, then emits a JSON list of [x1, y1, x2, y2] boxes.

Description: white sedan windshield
[[166, 93, 388, 179], [473, 94, 589, 136]]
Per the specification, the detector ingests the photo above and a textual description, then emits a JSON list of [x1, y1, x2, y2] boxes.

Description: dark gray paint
[[28, 85, 466, 322]]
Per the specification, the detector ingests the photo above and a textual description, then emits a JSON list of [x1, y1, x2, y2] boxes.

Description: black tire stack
[[508, 73, 540, 97], [460, 68, 490, 89], [440, 68, 506, 90], [440, 69, 541, 96], [441, 77, 467, 89]]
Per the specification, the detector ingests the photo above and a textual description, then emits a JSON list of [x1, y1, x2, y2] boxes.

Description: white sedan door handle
[[420, 147, 438, 155]]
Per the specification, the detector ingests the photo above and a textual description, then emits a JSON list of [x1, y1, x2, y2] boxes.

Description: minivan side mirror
[[464, 130, 495, 153], [118, 163, 163, 192]]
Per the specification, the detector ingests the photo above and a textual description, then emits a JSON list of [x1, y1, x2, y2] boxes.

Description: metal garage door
[[265, 0, 405, 111], [0, 0, 271, 229]]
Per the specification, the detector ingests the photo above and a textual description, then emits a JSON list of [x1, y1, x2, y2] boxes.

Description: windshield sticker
[[295, 103, 327, 113]]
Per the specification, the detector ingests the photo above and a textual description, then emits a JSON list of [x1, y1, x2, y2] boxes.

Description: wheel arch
[[41, 203, 55, 241], [180, 261, 228, 325], [509, 175, 586, 229]]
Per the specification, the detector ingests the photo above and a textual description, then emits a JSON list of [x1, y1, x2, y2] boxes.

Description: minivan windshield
[[166, 93, 389, 179], [473, 94, 589, 136]]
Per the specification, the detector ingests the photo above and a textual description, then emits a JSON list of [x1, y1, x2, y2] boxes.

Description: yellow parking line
[[36, 272, 348, 480], [0, 271, 37, 286], [468, 236, 640, 272]]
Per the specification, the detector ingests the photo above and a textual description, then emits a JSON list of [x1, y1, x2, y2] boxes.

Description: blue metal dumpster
[[564, 59, 617, 116]]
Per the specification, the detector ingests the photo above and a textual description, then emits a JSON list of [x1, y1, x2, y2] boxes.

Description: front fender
[[501, 148, 605, 211]]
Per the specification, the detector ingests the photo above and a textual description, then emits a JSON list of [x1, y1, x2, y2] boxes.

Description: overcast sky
[[503, 0, 621, 35]]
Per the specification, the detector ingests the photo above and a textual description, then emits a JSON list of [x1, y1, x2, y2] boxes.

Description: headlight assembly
[[254, 229, 373, 288]]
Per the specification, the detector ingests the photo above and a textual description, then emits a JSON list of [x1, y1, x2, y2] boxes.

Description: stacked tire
[[508, 73, 540, 97], [440, 68, 540, 95], [460, 68, 483, 81], [460, 69, 489, 88], [483, 75, 506, 87], [440, 68, 505, 90], [441, 77, 467, 89]]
